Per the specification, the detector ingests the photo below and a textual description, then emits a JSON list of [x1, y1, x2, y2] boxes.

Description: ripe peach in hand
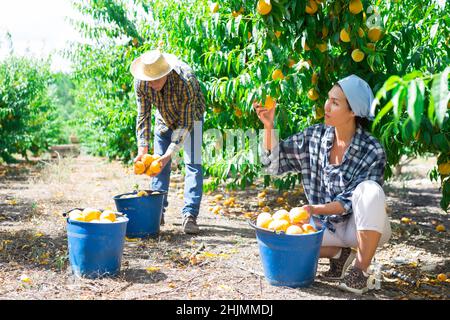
[[264, 96, 276, 109], [141, 154, 155, 168], [134, 161, 145, 175], [145, 160, 162, 176], [289, 207, 310, 224]]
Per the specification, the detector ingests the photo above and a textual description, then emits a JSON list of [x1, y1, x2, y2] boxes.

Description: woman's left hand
[[301, 204, 315, 216]]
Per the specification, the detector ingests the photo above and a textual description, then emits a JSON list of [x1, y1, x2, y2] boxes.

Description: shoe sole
[[321, 250, 357, 281], [183, 230, 200, 235], [182, 223, 200, 235], [337, 282, 369, 295]]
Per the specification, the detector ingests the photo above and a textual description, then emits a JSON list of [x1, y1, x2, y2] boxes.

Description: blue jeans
[[151, 120, 203, 218]]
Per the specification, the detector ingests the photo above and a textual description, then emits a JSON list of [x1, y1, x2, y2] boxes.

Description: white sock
[[332, 249, 342, 259]]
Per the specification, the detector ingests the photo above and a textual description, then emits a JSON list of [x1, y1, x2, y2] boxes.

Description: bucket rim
[[248, 216, 325, 237], [112, 189, 168, 200], [65, 207, 129, 225]]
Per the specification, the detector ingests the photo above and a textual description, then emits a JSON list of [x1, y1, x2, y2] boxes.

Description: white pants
[[322, 181, 392, 248]]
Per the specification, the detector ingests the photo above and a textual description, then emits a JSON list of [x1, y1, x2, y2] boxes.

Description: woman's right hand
[[253, 100, 276, 128]]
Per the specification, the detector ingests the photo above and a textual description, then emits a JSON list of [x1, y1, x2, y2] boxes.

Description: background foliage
[[0, 54, 64, 162]]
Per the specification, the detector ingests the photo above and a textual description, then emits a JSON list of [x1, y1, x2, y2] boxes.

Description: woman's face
[[324, 85, 355, 127], [149, 74, 168, 91]]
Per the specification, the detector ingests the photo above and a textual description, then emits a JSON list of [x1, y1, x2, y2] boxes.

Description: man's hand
[[134, 146, 149, 163], [158, 153, 171, 171], [147, 153, 171, 177]]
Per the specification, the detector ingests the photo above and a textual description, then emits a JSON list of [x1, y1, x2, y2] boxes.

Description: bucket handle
[[62, 208, 84, 217]]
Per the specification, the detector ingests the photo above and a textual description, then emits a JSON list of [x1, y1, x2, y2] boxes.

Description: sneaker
[[182, 215, 200, 234], [338, 266, 371, 295], [320, 247, 356, 281]]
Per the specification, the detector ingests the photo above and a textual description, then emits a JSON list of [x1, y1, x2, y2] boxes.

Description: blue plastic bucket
[[113, 190, 166, 238], [66, 211, 128, 279], [250, 217, 325, 288]]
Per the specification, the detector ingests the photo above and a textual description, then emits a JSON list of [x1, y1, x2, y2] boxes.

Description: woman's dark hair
[[334, 83, 371, 130], [355, 116, 371, 130]]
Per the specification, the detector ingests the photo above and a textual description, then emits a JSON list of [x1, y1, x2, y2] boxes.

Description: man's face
[[149, 75, 168, 91]]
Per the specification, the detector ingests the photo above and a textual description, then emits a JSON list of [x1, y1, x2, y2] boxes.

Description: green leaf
[[384, 75, 402, 92], [422, 130, 431, 145], [373, 90, 398, 128], [406, 79, 424, 130], [403, 70, 423, 81], [401, 118, 414, 142], [266, 49, 273, 63], [234, 15, 242, 37], [430, 22, 439, 40], [246, 90, 256, 109], [431, 66, 450, 127], [227, 52, 233, 74], [407, 80, 417, 121], [226, 19, 232, 38], [432, 133, 450, 153], [392, 86, 404, 120]]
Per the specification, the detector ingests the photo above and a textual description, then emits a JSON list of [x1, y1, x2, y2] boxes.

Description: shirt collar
[[155, 71, 176, 96], [325, 124, 363, 152]]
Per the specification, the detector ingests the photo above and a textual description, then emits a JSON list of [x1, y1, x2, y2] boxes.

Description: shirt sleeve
[[167, 76, 198, 154], [334, 146, 386, 215], [135, 79, 151, 147], [261, 130, 307, 176]]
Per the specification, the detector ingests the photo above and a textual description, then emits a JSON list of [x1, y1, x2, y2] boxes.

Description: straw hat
[[130, 49, 178, 81]]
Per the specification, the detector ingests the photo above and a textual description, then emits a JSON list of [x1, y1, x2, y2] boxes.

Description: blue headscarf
[[337, 74, 375, 120]]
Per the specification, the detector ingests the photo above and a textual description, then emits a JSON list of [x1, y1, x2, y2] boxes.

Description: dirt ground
[[0, 152, 448, 300]]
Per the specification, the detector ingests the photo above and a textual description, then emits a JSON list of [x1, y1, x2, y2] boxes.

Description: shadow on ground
[[157, 223, 257, 245], [120, 268, 168, 284], [0, 229, 68, 272], [384, 184, 448, 256]]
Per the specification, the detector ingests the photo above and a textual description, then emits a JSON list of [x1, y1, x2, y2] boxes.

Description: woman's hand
[[305, 202, 345, 216], [301, 204, 315, 216], [253, 100, 276, 128]]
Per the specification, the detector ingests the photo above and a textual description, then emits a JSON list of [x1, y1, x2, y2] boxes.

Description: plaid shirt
[[134, 61, 205, 153], [262, 124, 386, 232]]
